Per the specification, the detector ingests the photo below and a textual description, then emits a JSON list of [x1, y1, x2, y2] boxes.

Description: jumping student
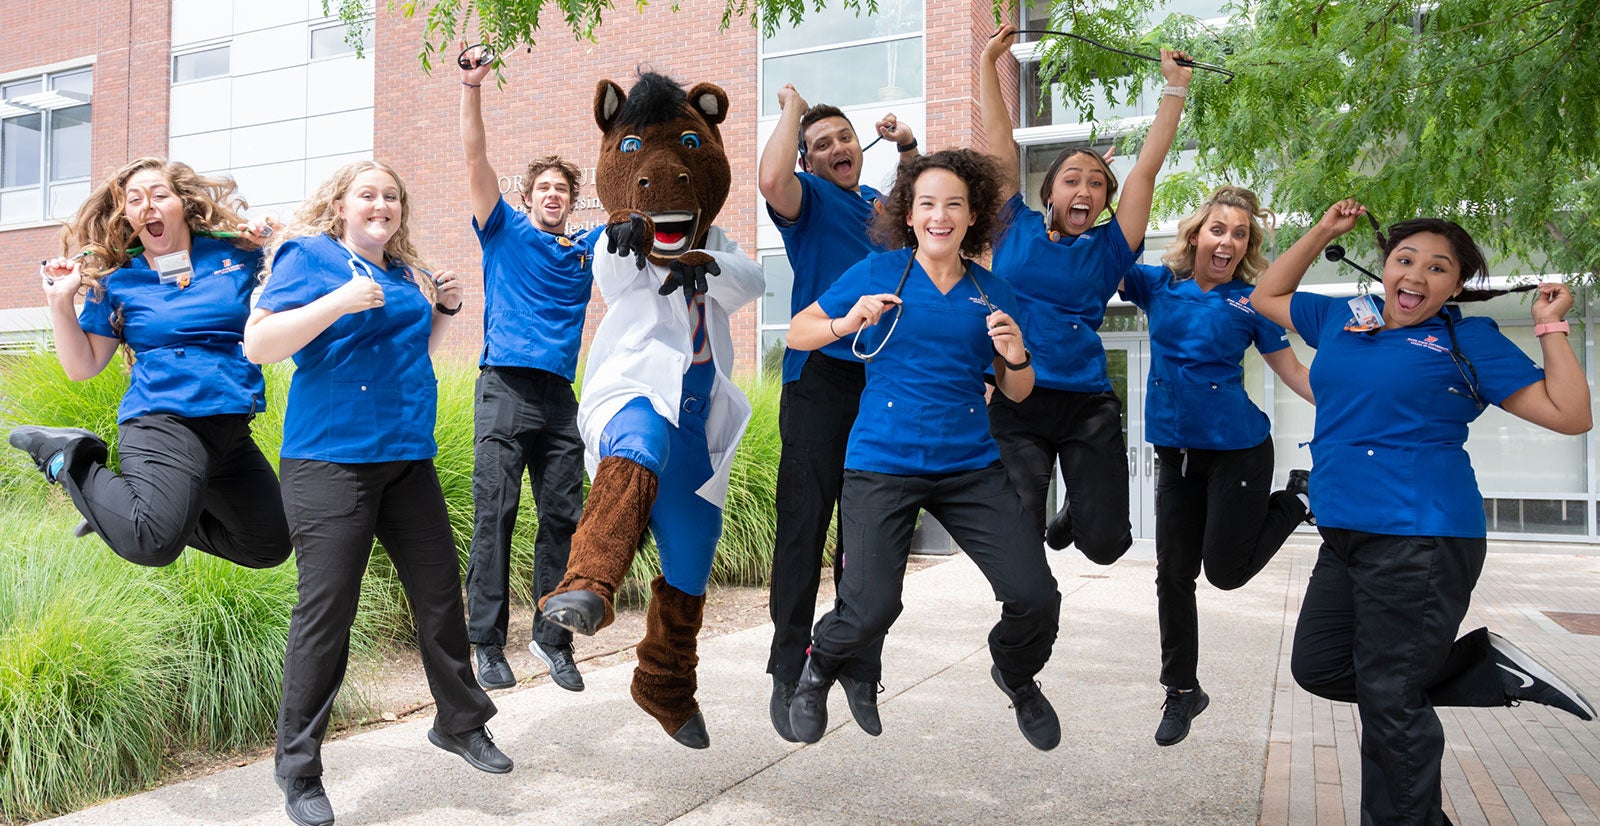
[[458, 43, 595, 693], [1250, 198, 1594, 825], [245, 161, 507, 826], [1118, 186, 1316, 746], [757, 82, 919, 741], [10, 157, 291, 571], [785, 149, 1063, 752], [980, 24, 1192, 560]]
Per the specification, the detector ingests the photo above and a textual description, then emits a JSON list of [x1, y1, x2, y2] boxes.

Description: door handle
[[1144, 446, 1154, 478], [1128, 447, 1137, 477]]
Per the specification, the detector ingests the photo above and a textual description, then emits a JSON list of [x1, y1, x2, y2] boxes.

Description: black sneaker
[[1154, 686, 1210, 746], [991, 665, 1060, 751], [428, 725, 513, 773], [837, 675, 883, 736], [770, 676, 799, 742], [788, 658, 835, 744], [1044, 506, 1073, 550], [8, 426, 105, 484], [1286, 469, 1314, 526], [275, 774, 335, 826], [1489, 631, 1596, 720], [530, 640, 584, 692], [475, 644, 515, 690]]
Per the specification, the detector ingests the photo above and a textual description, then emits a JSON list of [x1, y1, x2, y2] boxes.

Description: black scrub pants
[[1291, 528, 1508, 826], [1153, 437, 1307, 689], [275, 458, 496, 780], [988, 386, 1133, 563], [58, 412, 290, 568], [809, 462, 1061, 686], [767, 352, 883, 685], [464, 366, 585, 649]]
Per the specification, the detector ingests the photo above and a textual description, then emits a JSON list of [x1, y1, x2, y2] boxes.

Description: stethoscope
[[851, 255, 997, 362]]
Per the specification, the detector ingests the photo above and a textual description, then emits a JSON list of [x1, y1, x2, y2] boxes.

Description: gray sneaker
[[531, 639, 585, 692], [1489, 631, 1595, 720]]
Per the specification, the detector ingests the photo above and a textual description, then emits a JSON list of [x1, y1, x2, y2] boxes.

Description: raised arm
[[980, 24, 1021, 200], [459, 43, 499, 227], [39, 259, 119, 380], [1252, 199, 1367, 332], [1500, 283, 1592, 435], [1116, 49, 1193, 251], [788, 294, 901, 352], [758, 84, 809, 222]]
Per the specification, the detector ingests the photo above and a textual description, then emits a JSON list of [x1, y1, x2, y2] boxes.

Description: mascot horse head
[[593, 72, 731, 266]]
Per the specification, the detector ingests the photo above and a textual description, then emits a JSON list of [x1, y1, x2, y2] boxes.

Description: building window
[[310, 21, 374, 60], [0, 66, 92, 226], [759, 253, 795, 379], [760, 0, 924, 116], [172, 45, 230, 84]]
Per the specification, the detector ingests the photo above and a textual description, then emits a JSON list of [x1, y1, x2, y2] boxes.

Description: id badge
[[154, 251, 193, 288], [1345, 294, 1380, 332]]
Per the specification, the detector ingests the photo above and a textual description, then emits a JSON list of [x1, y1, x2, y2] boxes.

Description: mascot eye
[[680, 132, 701, 149], [620, 136, 642, 153]]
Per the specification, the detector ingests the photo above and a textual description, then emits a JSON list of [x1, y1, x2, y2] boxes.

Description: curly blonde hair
[[1162, 186, 1275, 283], [62, 157, 255, 296], [265, 160, 436, 302]]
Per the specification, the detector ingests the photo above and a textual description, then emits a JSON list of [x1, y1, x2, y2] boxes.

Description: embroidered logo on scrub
[[1225, 295, 1257, 315], [1405, 334, 1450, 355]]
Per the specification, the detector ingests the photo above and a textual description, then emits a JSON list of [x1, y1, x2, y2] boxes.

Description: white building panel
[[231, 66, 308, 128], [232, 25, 309, 77], [231, 119, 308, 168], [304, 54, 374, 117], [169, 78, 233, 137], [171, 0, 233, 47], [169, 132, 233, 175], [304, 109, 371, 159]]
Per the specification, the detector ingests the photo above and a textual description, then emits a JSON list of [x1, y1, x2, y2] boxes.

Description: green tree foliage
[[1023, 0, 1600, 278]]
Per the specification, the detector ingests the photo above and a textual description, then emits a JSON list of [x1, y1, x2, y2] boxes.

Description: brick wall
[[0, 0, 169, 305]]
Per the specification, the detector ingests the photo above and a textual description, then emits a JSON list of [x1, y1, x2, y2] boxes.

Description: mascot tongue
[[656, 230, 685, 245]]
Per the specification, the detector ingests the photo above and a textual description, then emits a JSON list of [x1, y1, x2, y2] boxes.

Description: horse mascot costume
[[539, 72, 764, 749]]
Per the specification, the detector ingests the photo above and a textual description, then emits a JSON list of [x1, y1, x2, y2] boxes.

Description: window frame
[[0, 61, 94, 229]]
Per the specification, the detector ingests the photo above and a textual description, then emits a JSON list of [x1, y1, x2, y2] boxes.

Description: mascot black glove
[[606, 210, 654, 270], [659, 252, 720, 297]]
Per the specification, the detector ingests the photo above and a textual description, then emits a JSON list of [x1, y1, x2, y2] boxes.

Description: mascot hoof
[[670, 713, 710, 750], [542, 591, 608, 637]]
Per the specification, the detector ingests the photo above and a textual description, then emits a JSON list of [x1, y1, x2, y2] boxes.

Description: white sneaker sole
[[1489, 631, 1596, 720]]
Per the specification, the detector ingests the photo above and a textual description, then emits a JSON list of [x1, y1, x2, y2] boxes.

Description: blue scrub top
[[473, 198, 597, 378], [990, 194, 1142, 393], [257, 234, 438, 463], [769, 171, 886, 383], [79, 236, 266, 424], [817, 249, 1018, 475], [1291, 292, 1543, 538], [1122, 263, 1290, 450]]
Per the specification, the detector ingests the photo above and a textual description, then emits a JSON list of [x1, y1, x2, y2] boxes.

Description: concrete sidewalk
[[41, 538, 1600, 825]]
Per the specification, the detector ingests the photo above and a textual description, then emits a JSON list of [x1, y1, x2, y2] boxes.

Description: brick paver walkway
[[1261, 546, 1600, 826]]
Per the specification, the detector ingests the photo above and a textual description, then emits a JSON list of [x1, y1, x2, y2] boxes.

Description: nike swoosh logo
[[1498, 663, 1536, 689]]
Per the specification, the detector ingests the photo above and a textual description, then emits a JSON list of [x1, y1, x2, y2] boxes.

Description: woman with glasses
[[10, 157, 290, 571], [781, 149, 1063, 752], [1249, 198, 1593, 825]]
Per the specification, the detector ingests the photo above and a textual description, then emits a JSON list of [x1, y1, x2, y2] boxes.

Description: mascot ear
[[685, 83, 729, 127], [595, 80, 626, 132]]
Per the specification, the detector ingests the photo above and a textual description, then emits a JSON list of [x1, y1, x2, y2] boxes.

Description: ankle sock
[[45, 452, 65, 483]]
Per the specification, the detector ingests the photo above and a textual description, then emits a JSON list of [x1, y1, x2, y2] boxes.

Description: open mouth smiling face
[[645, 210, 700, 257], [1381, 231, 1462, 328]]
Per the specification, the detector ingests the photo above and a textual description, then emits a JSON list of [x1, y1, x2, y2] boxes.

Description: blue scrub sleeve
[[1290, 292, 1336, 348], [1466, 320, 1545, 406], [472, 197, 512, 240], [1119, 263, 1164, 310], [1251, 310, 1292, 356], [764, 171, 821, 231], [1094, 215, 1142, 295], [78, 292, 117, 338], [998, 193, 1028, 233], [257, 242, 330, 314]]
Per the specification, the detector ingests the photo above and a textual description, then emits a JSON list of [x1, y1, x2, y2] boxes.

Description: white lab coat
[[577, 226, 765, 508]]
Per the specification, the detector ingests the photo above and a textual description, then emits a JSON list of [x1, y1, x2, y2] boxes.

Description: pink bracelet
[[1535, 320, 1571, 337]]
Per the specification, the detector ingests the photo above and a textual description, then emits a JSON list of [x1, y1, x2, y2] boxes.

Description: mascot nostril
[[538, 70, 765, 751]]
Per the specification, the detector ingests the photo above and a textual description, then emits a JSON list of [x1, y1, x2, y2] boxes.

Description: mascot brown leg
[[539, 455, 658, 635], [630, 575, 709, 749]]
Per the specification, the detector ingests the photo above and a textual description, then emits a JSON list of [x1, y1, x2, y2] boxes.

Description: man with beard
[[458, 46, 598, 694], [757, 83, 918, 742]]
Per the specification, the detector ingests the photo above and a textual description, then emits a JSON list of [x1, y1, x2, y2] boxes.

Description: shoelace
[[1161, 693, 1193, 719], [292, 778, 327, 799], [484, 649, 509, 668], [1008, 681, 1047, 719]]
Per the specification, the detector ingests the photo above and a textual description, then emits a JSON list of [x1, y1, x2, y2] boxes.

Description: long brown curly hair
[[264, 160, 436, 302], [62, 157, 255, 296], [869, 149, 1003, 259], [1162, 185, 1275, 283]]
